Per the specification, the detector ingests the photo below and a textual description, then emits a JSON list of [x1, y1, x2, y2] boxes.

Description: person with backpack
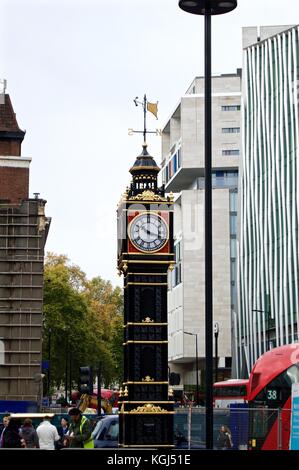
[[64, 408, 94, 449]]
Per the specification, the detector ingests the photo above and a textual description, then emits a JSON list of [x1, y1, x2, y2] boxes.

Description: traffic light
[[78, 366, 93, 395]]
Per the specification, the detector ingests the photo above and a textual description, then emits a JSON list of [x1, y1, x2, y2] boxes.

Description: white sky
[[0, 0, 298, 287]]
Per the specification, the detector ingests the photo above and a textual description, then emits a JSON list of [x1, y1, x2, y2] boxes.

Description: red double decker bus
[[213, 344, 299, 450], [213, 379, 249, 408], [247, 343, 299, 450]]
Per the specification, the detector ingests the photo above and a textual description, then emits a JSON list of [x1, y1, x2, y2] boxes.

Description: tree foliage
[[42, 253, 123, 393]]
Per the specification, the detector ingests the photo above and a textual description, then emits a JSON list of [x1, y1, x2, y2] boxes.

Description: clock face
[[129, 213, 168, 252]]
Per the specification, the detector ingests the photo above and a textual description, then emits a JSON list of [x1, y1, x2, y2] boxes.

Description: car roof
[[101, 415, 118, 421], [10, 413, 55, 418]]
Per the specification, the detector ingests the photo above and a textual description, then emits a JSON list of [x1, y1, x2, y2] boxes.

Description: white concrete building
[[161, 71, 242, 395]]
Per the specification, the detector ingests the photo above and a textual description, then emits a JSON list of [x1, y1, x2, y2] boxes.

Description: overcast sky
[[0, 0, 298, 287]]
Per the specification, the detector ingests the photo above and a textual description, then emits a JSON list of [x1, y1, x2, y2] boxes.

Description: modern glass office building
[[236, 25, 299, 377]]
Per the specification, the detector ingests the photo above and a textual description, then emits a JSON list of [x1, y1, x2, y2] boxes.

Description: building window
[[165, 148, 182, 184], [230, 190, 238, 212], [177, 148, 181, 168], [230, 238, 237, 258], [221, 105, 241, 111], [222, 149, 240, 156], [230, 214, 237, 236], [172, 241, 182, 288], [222, 127, 240, 134], [211, 170, 239, 188]]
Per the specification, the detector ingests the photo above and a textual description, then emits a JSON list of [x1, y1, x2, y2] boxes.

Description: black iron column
[[178, 0, 237, 450], [204, 10, 213, 450]]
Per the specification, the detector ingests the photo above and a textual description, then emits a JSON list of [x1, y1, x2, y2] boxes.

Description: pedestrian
[[217, 425, 233, 450], [56, 417, 69, 450], [2, 418, 22, 448], [36, 415, 60, 450], [0, 414, 10, 448], [64, 407, 94, 448], [19, 418, 39, 448]]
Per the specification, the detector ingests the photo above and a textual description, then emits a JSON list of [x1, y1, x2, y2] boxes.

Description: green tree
[[84, 277, 123, 385], [42, 253, 123, 395]]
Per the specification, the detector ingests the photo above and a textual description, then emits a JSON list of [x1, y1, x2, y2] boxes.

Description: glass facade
[[237, 26, 299, 378], [230, 189, 238, 314]]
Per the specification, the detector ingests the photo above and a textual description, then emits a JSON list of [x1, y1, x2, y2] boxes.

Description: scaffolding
[[0, 198, 50, 401]]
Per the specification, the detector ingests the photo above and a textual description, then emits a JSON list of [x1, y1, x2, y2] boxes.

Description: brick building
[[0, 93, 50, 403]]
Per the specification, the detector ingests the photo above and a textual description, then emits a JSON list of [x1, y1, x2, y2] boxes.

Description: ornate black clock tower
[[117, 140, 174, 448]]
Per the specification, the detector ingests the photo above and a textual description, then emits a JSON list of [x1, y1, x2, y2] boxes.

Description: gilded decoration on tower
[[142, 376, 155, 382], [129, 403, 168, 414], [142, 317, 154, 323], [129, 190, 167, 202]]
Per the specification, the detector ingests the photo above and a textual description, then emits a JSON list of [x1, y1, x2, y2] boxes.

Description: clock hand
[[146, 228, 158, 237]]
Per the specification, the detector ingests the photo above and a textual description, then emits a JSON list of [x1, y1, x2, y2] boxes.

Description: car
[[92, 415, 119, 448], [91, 414, 201, 448]]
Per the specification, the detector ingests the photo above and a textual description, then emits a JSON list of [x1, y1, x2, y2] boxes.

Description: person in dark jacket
[[0, 414, 11, 448], [56, 417, 69, 450], [2, 418, 22, 448], [19, 418, 39, 448], [217, 425, 233, 450]]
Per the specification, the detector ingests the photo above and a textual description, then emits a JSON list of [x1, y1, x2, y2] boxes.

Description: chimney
[[0, 93, 31, 204]]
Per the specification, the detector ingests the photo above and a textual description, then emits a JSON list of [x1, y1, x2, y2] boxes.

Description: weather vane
[[128, 94, 161, 144]]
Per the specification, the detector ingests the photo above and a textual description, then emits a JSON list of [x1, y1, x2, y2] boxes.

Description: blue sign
[[42, 360, 49, 370], [42, 397, 49, 406], [290, 383, 299, 450]]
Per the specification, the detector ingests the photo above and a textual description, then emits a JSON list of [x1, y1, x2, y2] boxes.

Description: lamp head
[[178, 0, 237, 15]]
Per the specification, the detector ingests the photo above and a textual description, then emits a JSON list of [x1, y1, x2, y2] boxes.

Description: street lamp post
[[48, 329, 51, 401], [65, 339, 68, 403], [69, 345, 72, 403], [184, 331, 199, 407], [63, 326, 70, 404], [178, 0, 237, 450], [97, 363, 102, 417], [252, 309, 270, 351], [214, 321, 219, 382]]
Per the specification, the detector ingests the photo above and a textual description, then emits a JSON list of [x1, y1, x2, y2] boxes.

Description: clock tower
[[117, 142, 174, 448]]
